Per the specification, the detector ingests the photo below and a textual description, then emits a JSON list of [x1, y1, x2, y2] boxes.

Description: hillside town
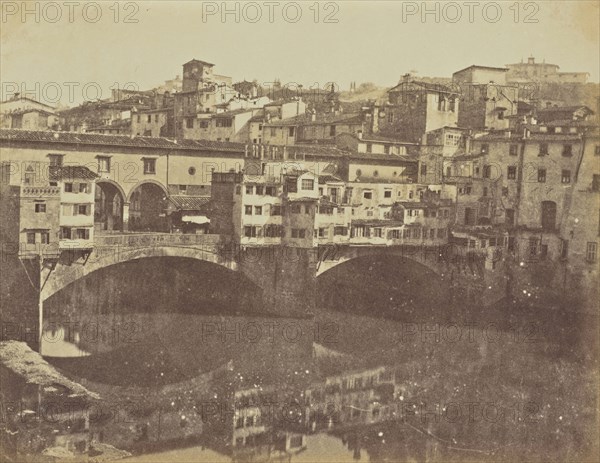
[[1, 53, 599, 462], [2, 57, 598, 307]]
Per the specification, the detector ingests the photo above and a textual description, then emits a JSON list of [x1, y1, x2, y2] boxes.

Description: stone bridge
[[40, 233, 503, 316]]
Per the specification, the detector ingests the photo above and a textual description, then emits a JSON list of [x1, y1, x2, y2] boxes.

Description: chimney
[[357, 131, 363, 139], [311, 111, 316, 122]]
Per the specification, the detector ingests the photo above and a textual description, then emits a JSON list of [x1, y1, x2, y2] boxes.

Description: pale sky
[[1, 0, 599, 106]]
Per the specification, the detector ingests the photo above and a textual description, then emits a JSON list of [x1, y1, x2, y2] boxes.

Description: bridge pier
[[238, 246, 317, 317]]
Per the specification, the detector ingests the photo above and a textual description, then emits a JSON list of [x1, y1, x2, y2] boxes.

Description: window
[[76, 229, 90, 240], [483, 187, 488, 197], [271, 205, 281, 216], [464, 208, 475, 226], [270, 127, 276, 137], [541, 201, 557, 230], [305, 205, 311, 214], [291, 204, 301, 214], [79, 183, 89, 193], [334, 226, 347, 236], [507, 166, 516, 180], [137, 115, 141, 123], [64, 183, 73, 192], [592, 175, 600, 192], [483, 165, 491, 178], [301, 179, 314, 190], [560, 239, 569, 259], [586, 242, 597, 262], [265, 186, 276, 196], [216, 118, 233, 128], [143, 158, 156, 174], [363, 191, 372, 200], [538, 168, 546, 183], [529, 237, 538, 256], [430, 229, 435, 239], [97, 156, 110, 173], [155, 114, 159, 123], [595, 145, 600, 156], [48, 154, 63, 166], [384, 190, 392, 198], [505, 209, 514, 226], [40, 232, 50, 244], [329, 125, 336, 136], [254, 206, 262, 215], [481, 144, 489, 154], [77, 204, 89, 215], [539, 143, 548, 156], [245, 205, 253, 215], [561, 170, 571, 184], [34, 203, 46, 213], [199, 120, 209, 129], [502, 187, 509, 196], [562, 144, 572, 157], [244, 226, 258, 238], [289, 127, 295, 137], [245, 185, 253, 194], [420, 164, 427, 176], [26, 232, 36, 244], [291, 228, 306, 238], [366, 143, 372, 153], [255, 185, 264, 195], [509, 144, 518, 156]]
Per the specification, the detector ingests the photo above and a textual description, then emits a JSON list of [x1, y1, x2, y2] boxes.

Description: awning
[[182, 215, 210, 225]]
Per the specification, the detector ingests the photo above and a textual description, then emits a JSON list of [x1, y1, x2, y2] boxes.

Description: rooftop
[[263, 112, 363, 127], [169, 195, 211, 210], [0, 129, 246, 153], [453, 65, 509, 75], [388, 80, 458, 94], [49, 165, 99, 180]]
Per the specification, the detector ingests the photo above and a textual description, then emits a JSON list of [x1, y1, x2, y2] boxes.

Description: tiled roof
[[0, 97, 56, 109], [49, 165, 98, 180], [184, 58, 214, 66], [169, 195, 211, 210], [388, 80, 457, 94], [287, 196, 318, 203], [4, 108, 57, 116], [318, 174, 344, 184], [351, 219, 404, 227], [453, 65, 508, 74], [264, 112, 363, 127], [0, 129, 246, 153], [537, 105, 593, 114]]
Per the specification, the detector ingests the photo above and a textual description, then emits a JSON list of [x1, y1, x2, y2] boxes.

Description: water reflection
[[4, 304, 596, 462]]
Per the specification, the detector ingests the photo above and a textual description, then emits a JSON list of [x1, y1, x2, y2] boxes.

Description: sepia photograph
[[0, 1, 599, 462]]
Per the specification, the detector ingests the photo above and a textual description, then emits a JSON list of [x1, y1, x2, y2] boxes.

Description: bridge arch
[[125, 179, 168, 202], [41, 244, 237, 301], [127, 180, 170, 232], [95, 179, 126, 231]]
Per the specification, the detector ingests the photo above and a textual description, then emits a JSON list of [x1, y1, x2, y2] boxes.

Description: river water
[[26, 256, 599, 461]]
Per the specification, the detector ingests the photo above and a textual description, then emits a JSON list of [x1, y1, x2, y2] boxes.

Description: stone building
[[506, 56, 589, 84]]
